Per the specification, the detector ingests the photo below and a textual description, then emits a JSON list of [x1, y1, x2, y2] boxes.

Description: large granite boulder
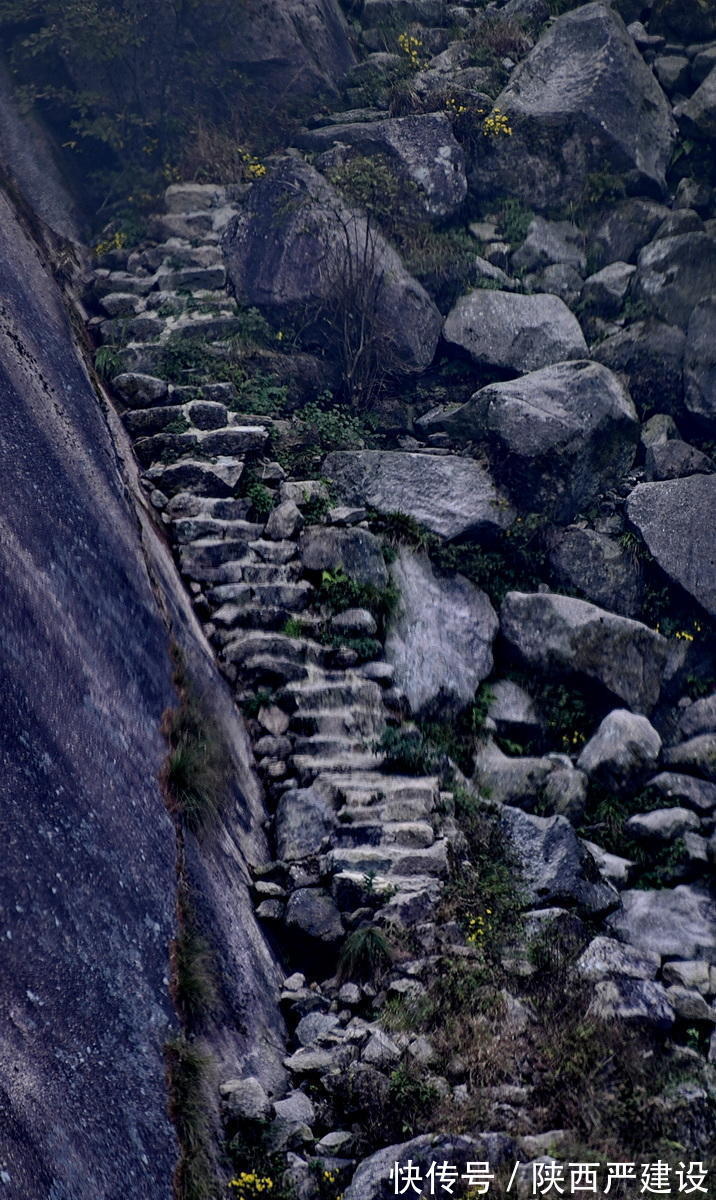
[[221, 157, 442, 374], [385, 548, 498, 717], [322, 450, 514, 541], [299, 526, 388, 588], [345, 1133, 516, 1200], [590, 199, 670, 269], [677, 67, 716, 140], [626, 476, 716, 618], [500, 806, 619, 917], [592, 319, 685, 417], [607, 886, 716, 962], [298, 114, 467, 221], [500, 591, 673, 713], [443, 291, 587, 374], [275, 786, 337, 860], [684, 297, 716, 427], [441, 361, 638, 523], [547, 526, 643, 617], [577, 709, 661, 787], [224, 0, 355, 96], [469, 3, 675, 209], [633, 234, 716, 329]]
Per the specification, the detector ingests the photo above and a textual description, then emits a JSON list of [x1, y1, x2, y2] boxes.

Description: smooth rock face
[[685, 297, 716, 426], [626, 476, 716, 617], [607, 886, 716, 962], [443, 361, 638, 522], [577, 710, 661, 787], [385, 548, 498, 716], [547, 527, 642, 617], [644, 773, 716, 814], [469, 3, 675, 208], [298, 114, 467, 220], [221, 157, 442, 374], [0, 187, 284, 1196], [322, 450, 514, 541], [633, 234, 716, 328], [500, 806, 619, 916], [500, 591, 672, 713], [443, 290, 587, 374]]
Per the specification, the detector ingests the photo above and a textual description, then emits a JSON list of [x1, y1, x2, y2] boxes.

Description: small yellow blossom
[[397, 31, 426, 70], [482, 107, 513, 137], [228, 1172, 275, 1198]]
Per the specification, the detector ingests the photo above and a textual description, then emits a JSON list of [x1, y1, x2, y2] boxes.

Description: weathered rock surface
[[219, 0, 355, 96], [590, 199, 670, 268], [469, 3, 675, 209], [589, 978, 674, 1031], [684, 297, 716, 427], [299, 525, 388, 588], [576, 935, 660, 981], [323, 450, 514, 541], [592, 319, 685, 417], [644, 773, 716, 814], [500, 806, 619, 916], [626, 476, 716, 617], [276, 787, 337, 860], [511, 217, 586, 274], [607, 886, 716, 962], [299, 114, 467, 220], [677, 66, 716, 140], [442, 361, 638, 522], [385, 548, 498, 716], [222, 157, 442, 373], [650, 0, 716, 41], [500, 591, 673, 713], [547, 526, 642, 617], [577, 710, 661, 786], [443, 290, 587, 374], [633, 234, 716, 328], [344, 1133, 516, 1200]]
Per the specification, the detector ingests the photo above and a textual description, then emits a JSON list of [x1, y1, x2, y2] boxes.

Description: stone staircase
[[89, 181, 452, 939]]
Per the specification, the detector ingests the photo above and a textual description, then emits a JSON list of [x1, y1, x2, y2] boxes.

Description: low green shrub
[[165, 684, 230, 834], [337, 925, 394, 983], [374, 726, 440, 775]]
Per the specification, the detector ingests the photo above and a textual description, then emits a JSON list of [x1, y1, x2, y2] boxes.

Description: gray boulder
[[677, 66, 716, 140], [443, 290, 587, 374], [275, 787, 337, 861], [592, 319, 685, 417], [298, 114, 467, 221], [578, 710, 660, 786], [626, 475, 716, 617], [469, 3, 675, 209], [344, 1133, 516, 1200], [685, 297, 716, 427], [644, 772, 716, 814], [625, 807, 700, 843], [607, 885, 716, 962], [500, 805, 619, 917], [299, 526, 388, 588], [589, 978, 674, 1032], [285, 888, 344, 944], [679, 695, 716, 741], [220, 1076, 272, 1121], [323, 450, 514, 541], [474, 742, 586, 820], [488, 679, 541, 739], [644, 439, 715, 482], [633, 234, 716, 328], [580, 263, 636, 317], [576, 935, 660, 981], [219, 0, 355, 97], [511, 217, 586, 273], [500, 591, 673, 713], [442, 361, 638, 523], [385, 547, 498, 717], [221, 157, 442, 374], [547, 526, 642, 618], [590, 199, 670, 268], [664, 735, 716, 783]]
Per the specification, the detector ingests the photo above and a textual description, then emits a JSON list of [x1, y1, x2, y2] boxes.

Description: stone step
[[292, 751, 384, 782], [339, 796, 435, 823], [289, 705, 384, 739], [249, 539, 299, 565], [166, 494, 250, 521], [173, 517, 265, 544], [136, 425, 266, 466], [238, 563, 303, 585], [211, 603, 308, 633], [211, 581, 313, 615], [232, 654, 313, 688], [291, 734, 367, 758], [319, 773, 440, 805], [328, 840, 449, 878], [222, 632, 327, 667], [178, 538, 256, 574], [280, 677, 383, 713], [333, 820, 436, 850], [333, 870, 442, 900]]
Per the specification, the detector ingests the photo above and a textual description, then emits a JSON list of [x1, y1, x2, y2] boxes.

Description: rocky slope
[[3, 0, 716, 1195]]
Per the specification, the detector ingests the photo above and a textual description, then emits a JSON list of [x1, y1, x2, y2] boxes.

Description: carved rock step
[[212, 582, 313, 618], [279, 677, 384, 713], [179, 538, 260, 575], [249, 539, 299, 565], [338, 796, 435, 823], [332, 819, 436, 850], [172, 517, 265, 544], [292, 751, 385, 783], [123, 400, 228, 437], [211, 604, 312, 635], [318, 772, 441, 806], [222, 632, 327, 667], [135, 425, 267, 466], [289, 705, 384, 739], [291, 734, 368, 758], [329, 840, 449, 878], [223, 562, 302, 585]]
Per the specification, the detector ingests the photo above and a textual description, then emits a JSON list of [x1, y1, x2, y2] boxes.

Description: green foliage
[[232, 374, 290, 417], [432, 513, 548, 605], [165, 415, 192, 434], [245, 482, 274, 519], [282, 616, 305, 640], [538, 679, 592, 753], [174, 920, 218, 1028], [241, 689, 275, 720], [337, 925, 394, 983], [165, 1037, 218, 1200], [496, 197, 533, 245], [317, 567, 397, 627], [165, 685, 230, 834], [374, 725, 440, 776], [302, 399, 369, 451], [386, 1064, 439, 1139], [442, 788, 524, 964], [402, 225, 481, 311], [328, 154, 415, 233], [95, 344, 123, 380], [581, 170, 627, 211], [369, 509, 436, 552]]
